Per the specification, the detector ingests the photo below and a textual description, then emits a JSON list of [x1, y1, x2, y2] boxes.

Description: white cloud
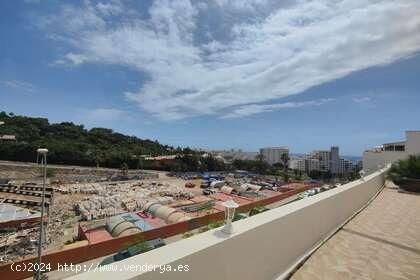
[[352, 96, 371, 103], [222, 98, 334, 119], [0, 79, 36, 93], [95, 1, 123, 16], [38, 0, 420, 120], [212, 0, 270, 11], [53, 53, 87, 66], [35, 3, 106, 34]]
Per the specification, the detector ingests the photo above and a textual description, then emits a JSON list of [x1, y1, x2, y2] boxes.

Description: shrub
[[249, 205, 268, 216], [387, 155, 420, 184], [208, 220, 224, 229], [182, 231, 195, 239]]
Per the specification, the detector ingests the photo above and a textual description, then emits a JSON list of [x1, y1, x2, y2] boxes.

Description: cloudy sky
[[1, 0, 420, 155]]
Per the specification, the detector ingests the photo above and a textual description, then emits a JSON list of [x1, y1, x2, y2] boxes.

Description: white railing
[[69, 167, 388, 280]]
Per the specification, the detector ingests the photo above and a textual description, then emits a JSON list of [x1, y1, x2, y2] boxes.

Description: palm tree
[[281, 153, 289, 173]]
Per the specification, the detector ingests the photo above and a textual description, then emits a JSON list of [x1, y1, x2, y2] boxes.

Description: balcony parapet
[[70, 167, 389, 280]]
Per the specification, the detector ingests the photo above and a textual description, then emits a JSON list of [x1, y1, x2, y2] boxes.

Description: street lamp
[[35, 148, 48, 280], [359, 170, 366, 181], [221, 199, 239, 234]]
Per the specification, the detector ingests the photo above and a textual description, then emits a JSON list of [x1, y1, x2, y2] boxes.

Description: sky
[[0, 0, 420, 156]]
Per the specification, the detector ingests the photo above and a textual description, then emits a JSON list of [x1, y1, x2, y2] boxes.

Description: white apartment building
[[296, 151, 328, 173], [259, 147, 289, 166], [339, 158, 362, 174], [330, 146, 340, 174], [363, 131, 420, 171], [292, 146, 359, 175], [210, 149, 258, 162]]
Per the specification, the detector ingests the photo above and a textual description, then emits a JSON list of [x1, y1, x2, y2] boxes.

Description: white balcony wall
[[70, 168, 387, 280], [363, 150, 407, 171]]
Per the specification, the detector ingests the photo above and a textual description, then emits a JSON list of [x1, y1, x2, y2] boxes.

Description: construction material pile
[[58, 183, 106, 195], [0, 227, 38, 263], [142, 202, 191, 224], [71, 180, 194, 221], [181, 201, 215, 213], [75, 195, 122, 220]]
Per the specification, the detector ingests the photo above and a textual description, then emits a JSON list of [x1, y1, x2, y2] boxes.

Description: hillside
[[0, 111, 176, 169]]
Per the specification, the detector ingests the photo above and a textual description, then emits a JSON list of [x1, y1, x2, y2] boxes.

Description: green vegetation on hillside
[[0, 112, 236, 171], [0, 112, 311, 177], [0, 112, 176, 169]]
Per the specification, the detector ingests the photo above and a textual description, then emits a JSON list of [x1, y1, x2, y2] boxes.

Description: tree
[[283, 171, 290, 183], [120, 162, 129, 176], [94, 149, 105, 168], [136, 157, 145, 170], [281, 153, 289, 173], [255, 153, 264, 162], [0, 112, 179, 169]]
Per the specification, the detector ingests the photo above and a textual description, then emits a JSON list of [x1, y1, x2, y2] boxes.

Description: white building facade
[[292, 146, 360, 176], [259, 147, 289, 166], [363, 131, 420, 171]]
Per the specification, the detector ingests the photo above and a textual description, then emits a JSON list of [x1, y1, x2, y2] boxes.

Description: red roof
[[84, 228, 113, 244]]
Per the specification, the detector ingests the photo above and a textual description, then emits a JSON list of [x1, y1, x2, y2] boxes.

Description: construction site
[[0, 161, 318, 274], [0, 161, 159, 264]]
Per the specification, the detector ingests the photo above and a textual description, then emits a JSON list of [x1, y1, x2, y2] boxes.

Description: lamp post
[[0, 121, 3, 140], [221, 199, 239, 234], [35, 148, 48, 280], [359, 170, 366, 181]]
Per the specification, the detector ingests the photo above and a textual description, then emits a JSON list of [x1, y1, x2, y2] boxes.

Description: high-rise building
[[292, 146, 360, 176], [330, 146, 340, 174], [259, 147, 289, 166]]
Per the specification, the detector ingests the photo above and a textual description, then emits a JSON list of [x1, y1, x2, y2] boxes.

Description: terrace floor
[[291, 182, 420, 280]]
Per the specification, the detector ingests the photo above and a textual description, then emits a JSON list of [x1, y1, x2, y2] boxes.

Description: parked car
[[200, 180, 211, 188], [202, 188, 216, 195]]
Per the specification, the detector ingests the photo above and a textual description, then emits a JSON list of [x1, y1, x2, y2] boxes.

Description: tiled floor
[[291, 183, 420, 280]]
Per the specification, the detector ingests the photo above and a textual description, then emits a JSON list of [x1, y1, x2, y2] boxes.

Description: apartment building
[[330, 146, 340, 174], [339, 158, 362, 174], [292, 146, 360, 175], [259, 147, 289, 166]]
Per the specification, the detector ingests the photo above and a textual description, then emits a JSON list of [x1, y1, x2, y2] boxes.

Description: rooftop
[[0, 203, 40, 222], [382, 140, 406, 146], [292, 182, 420, 279]]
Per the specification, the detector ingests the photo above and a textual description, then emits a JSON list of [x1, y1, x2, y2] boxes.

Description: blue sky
[[1, 0, 419, 156]]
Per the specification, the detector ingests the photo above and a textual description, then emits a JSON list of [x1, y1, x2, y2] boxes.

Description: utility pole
[[35, 148, 48, 280], [0, 121, 3, 140], [0, 197, 6, 261]]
